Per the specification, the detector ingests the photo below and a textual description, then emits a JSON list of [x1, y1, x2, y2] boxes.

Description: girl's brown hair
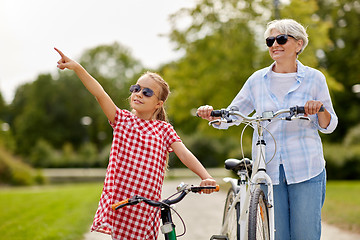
[[141, 71, 170, 122]]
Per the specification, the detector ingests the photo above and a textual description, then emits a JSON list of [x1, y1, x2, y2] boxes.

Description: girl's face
[[267, 29, 303, 63], [130, 75, 163, 120]]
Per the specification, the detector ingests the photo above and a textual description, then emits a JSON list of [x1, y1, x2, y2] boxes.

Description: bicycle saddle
[[225, 158, 252, 172]]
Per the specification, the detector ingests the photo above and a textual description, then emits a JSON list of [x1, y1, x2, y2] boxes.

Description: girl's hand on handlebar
[[199, 178, 217, 194], [304, 100, 324, 116]]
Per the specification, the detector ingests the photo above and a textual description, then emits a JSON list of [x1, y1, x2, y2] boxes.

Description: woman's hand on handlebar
[[304, 100, 324, 116], [199, 178, 217, 194], [197, 105, 220, 121]]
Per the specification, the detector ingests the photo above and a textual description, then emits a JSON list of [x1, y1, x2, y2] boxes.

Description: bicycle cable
[[238, 119, 278, 177], [151, 190, 187, 239], [164, 191, 187, 237]]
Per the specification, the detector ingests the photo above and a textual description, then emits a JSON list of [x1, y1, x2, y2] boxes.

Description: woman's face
[[267, 29, 303, 63]]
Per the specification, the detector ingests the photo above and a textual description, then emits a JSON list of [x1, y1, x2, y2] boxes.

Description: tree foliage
[[316, 0, 360, 139], [0, 0, 359, 169]]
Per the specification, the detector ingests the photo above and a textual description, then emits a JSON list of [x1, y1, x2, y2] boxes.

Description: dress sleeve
[[109, 107, 127, 129], [163, 123, 182, 152]]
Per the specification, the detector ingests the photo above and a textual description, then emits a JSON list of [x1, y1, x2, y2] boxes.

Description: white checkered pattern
[[91, 108, 181, 239]]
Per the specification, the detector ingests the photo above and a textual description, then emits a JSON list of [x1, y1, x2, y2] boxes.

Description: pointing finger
[[54, 47, 65, 58]]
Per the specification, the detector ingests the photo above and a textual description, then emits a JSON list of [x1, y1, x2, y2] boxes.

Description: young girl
[[55, 48, 217, 240]]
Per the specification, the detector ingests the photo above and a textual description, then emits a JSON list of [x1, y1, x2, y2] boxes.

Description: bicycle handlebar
[[112, 184, 220, 211], [209, 105, 324, 125]]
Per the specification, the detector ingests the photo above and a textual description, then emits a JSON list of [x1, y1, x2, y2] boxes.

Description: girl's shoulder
[[153, 119, 176, 132], [110, 108, 131, 125]]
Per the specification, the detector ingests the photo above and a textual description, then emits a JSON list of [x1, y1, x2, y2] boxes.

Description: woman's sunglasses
[[129, 84, 158, 98], [266, 34, 296, 47]]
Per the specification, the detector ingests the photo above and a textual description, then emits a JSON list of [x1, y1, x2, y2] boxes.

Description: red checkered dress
[[90, 108, 181, 240]]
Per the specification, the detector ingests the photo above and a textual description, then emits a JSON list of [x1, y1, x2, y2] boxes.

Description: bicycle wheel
[[222, 188, 240, 240], [248, 188, 270, 240]]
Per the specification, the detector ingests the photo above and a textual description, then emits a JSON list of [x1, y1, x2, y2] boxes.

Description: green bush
[[324, 143, 360, 180], [30, 139, 58, 167], [0, 121, 15, 152], [343, 123, 360, 146], [0, 147, 45, 185], [29, 139, 110, 168]]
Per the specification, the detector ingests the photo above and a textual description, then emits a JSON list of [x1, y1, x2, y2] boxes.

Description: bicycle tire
[[248, 188, 270, 240], [222, 188, 240, 240]]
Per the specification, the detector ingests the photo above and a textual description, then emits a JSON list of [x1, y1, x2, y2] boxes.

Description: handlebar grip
[[197, 110, 222, 117], [112, 199, 129, 211], [202, 185, 220, 193], [297, 105, 325, 114], [297, 106, 306, 114], [210, 110, 222, 117], [191, 185, 220, 193], [202, 185, 220, 192]]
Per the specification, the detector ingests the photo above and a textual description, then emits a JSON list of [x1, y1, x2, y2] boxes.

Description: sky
[[0, 0, 196, 103]]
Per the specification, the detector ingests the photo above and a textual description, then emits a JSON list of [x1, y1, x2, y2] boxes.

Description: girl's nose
[[135, 91, 143, 98]]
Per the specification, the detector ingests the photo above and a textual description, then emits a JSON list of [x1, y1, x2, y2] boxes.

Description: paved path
[[84, 179, 360, 240]]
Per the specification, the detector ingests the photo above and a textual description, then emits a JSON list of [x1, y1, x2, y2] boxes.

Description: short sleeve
[[163, 123, 181, 152], [109, 107, 130, 129]]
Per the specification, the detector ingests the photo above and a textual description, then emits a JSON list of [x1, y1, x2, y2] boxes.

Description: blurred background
[[1, 0, 359, 239]]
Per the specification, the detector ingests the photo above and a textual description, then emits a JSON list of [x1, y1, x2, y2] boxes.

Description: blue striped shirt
[[217, 61, 338, 184]]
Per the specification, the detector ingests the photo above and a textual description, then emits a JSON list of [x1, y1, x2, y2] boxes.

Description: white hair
[[264, 19, 308, 55]]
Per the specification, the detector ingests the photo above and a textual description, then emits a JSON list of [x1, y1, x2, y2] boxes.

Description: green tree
[[316, 0, 360, 140]]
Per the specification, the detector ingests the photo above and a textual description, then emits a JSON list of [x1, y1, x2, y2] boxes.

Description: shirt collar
[[263, 60, 305, 82]]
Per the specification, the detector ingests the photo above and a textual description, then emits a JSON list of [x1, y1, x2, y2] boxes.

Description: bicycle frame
[[221, 130, 275, 240]]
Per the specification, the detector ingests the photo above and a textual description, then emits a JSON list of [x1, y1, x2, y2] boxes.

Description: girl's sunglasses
[[266, 34, 295, 47], [129, 84, 158, 98]]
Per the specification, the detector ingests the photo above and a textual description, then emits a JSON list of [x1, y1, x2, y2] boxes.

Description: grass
[[322, 180, 360, 233], [0, 182, 103, 240], [0, 180, 359, 239]]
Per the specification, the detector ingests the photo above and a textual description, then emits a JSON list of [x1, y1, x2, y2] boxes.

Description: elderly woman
[[197, 19, 337, 240]]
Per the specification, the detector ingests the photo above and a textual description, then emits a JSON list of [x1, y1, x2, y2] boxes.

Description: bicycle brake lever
[[299, 116, 310, 121], [282, 116, 310, 121], [209, 120, 221, 125]]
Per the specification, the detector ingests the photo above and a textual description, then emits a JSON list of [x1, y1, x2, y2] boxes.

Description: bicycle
[[112, 183, 220, 240], [209, 105, 324, 240]]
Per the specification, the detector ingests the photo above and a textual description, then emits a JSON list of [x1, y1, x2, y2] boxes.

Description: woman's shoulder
[[251, 66, 270, 77], [301, 66, 326, 85], [298, 61, 325, 77], [243, 65, 271, 88]]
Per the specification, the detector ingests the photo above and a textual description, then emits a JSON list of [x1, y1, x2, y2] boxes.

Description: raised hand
[[54, 47, 79, 70]]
